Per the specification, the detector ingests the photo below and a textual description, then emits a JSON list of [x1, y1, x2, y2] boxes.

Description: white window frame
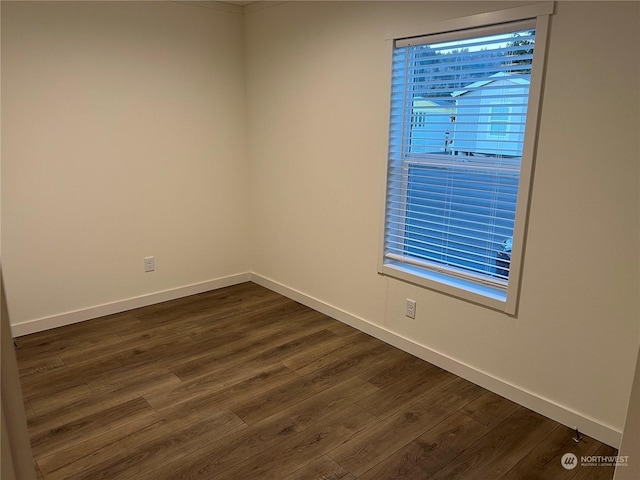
[[379, 3, 553, 314]]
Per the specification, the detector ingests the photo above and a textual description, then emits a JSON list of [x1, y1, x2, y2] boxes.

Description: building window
[[380, 5, 552, 313], [489, 105, 510, 137]]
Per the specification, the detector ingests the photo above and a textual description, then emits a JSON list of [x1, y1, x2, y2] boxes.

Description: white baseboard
[[250, 272, 622, 449], [10, 272, 251, 338]]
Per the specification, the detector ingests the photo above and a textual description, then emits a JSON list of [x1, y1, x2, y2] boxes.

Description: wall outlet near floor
[[405, 298, 416, 319], [144, 256, 155, 272]]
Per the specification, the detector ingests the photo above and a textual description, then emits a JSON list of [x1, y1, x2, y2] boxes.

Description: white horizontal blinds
[[385, 21, 536, 288]]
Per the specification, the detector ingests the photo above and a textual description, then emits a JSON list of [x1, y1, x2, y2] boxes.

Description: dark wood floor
[[15, 282, 617, 479]]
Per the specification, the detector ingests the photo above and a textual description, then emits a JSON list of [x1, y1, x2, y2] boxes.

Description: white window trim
[[378, 3, 553, 315]]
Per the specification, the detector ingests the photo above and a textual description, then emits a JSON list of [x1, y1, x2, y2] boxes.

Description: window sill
[[380, 260, 514, 314]]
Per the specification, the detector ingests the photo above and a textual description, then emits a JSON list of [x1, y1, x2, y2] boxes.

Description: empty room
[[1, 1, 639, 479]]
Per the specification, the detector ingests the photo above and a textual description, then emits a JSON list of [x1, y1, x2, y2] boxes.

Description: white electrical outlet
[[405, 298, 416, 319], [144, 256, 155, 272]]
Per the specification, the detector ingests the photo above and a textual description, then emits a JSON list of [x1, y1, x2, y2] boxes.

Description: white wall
[[2, 1, 250, 327], [245, 1, 639, 446]]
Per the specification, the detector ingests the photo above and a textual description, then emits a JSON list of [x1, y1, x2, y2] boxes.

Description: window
[[380, 4, 552, 313], [489, 105, 510, 137]]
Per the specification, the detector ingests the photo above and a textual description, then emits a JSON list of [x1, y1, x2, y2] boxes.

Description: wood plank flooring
[[15, 282, 617, 479]]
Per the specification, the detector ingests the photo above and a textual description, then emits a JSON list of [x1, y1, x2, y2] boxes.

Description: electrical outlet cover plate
[[406, 299, 416, 319], [144, 256, 155, 272]]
